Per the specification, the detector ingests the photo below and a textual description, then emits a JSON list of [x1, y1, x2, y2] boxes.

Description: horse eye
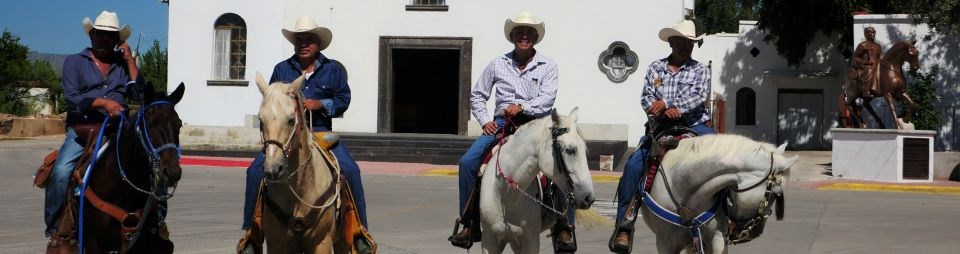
[[287, 118, 295, 125], [565, 147, 577, 155]]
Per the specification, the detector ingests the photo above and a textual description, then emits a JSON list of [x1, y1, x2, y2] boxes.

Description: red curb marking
[[181, 157, 252, 168]]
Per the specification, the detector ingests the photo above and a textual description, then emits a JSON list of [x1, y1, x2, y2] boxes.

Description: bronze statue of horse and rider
[[841, 34, 920, 129]]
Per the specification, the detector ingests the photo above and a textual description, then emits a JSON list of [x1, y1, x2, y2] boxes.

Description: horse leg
[[481, 229, 506, 254], [655, 236, 685, 254], [311, 233, 334, 254], [898, 92, 916, 124], [883, 93, 903, 129]]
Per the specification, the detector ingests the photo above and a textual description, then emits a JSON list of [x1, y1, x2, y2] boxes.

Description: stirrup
[[448, 218, 479, 249], [552, 225, 577, 253]]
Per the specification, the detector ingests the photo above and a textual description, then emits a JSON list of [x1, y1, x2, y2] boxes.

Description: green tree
[[907, 66, 941, 130], [694, 0, 760, 35], [0, 30, 33, 115], [28, 60, 64, 114], [139, 40, 167, 93]]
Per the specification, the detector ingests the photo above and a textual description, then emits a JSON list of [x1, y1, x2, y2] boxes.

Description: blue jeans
[[242, 140, 366, 229], [615, 123, 716, 223], [458, 117, 575, 223], [44, 128, 84, 235]]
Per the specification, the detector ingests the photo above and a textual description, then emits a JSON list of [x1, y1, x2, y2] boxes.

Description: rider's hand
[[647, 100, 666, 116], [118, 41, 136, 63], [482, 121, 497, 135], [664, 107, 681, 120], [303, 99, 324, 111], [94, 98, 124, 117], [504, 104, 523, 118]]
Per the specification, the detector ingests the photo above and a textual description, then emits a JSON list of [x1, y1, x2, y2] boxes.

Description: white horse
[[479, 108, 597, 254], [256, 72, 342, 253], [640, 134, 796, 254]]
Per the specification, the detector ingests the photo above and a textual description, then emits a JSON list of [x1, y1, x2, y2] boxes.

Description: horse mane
[[883, 41, 913, 61], [663, 134, 778, 171], [259, 82, 297, 118], [510, 113, 584, 148]]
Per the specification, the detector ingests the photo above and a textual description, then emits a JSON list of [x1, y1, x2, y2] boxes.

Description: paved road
[[2, 136, 960, 253]]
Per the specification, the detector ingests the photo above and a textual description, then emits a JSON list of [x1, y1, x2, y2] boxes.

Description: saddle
[[33, 122, 115, 189], [237, 131, 376, 254]]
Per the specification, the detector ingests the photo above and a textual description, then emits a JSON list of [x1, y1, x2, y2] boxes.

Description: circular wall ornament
[[598, 41, 639, 83]]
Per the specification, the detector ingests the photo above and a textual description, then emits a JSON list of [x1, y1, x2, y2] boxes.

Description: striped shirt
[[470, 51, 559, 125], [640, 57, 711, 126]]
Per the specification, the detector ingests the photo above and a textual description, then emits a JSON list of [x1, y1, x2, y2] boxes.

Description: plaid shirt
[[640, 56, 711, 126], [470, 51, 559, 125]]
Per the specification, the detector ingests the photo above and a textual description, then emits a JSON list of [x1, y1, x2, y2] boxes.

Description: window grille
[[213, 13, 246, 80]]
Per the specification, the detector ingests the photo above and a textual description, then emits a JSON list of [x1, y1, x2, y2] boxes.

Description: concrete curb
[[818, 182, 960, 195]]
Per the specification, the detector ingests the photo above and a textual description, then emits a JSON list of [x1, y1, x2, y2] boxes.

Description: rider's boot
[[449, 178, 482, 249], [551, 220, 577, 253], [609, 188, 644, 253]]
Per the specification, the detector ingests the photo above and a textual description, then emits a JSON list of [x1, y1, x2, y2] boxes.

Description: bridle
[[260, 92, 311, 182], [723, 152, 785, 244], [117, 100, 181, 200], [495, 118, 579, 217]]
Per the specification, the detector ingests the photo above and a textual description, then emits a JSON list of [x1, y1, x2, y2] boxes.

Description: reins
[[494, 116, 577, 217]]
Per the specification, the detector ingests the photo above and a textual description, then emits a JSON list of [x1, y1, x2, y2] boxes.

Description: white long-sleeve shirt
[[470, 51, 559, 125]]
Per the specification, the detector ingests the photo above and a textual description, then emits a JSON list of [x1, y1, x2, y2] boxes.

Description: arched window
[[736, 87, 756, 125], [213, 13, 246, 80]]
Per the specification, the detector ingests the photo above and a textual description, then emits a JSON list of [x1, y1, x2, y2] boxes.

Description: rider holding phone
[[43, 10, 144, 238], [610, 20, 716, 252]]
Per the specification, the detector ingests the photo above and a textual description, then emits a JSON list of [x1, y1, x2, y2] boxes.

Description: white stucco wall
[[169, 0, 686, 143], [697, 21, 848, 145]]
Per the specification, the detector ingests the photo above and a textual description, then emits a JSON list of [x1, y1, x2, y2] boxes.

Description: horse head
[[724, 142, 797, 243], [886, 40, 920, 74], [255, 72, 307, 181], [543, 107, 595, 209], [140, 82, 185, 192]]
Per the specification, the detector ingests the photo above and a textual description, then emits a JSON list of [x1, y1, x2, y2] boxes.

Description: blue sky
[[0, 0, 168, 54]]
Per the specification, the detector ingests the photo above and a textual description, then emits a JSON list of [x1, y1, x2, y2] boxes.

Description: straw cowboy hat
[[282, 16, 333, 51], [658, 20, 703, 42], [504, 11, 545, 44], [82, 11, 132, 41]]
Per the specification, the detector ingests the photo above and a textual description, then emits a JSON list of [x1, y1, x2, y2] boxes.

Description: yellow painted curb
[[417, 169, 621, 182], [418, 169, 458, 177], [819, 183, 960, 195]]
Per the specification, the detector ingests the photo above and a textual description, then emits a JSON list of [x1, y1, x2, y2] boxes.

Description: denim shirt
[[61, 48, 144, 126], [270, 52, 351, 131]]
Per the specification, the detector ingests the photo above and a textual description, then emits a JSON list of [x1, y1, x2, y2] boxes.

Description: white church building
[[166, 0, 960, 151]]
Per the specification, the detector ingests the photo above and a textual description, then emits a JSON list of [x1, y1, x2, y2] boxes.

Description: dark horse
[[51, 83, 185, 254], [842, 40, 920, 129]]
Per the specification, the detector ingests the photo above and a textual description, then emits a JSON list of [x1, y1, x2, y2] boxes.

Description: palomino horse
[[255, 73, 342, 253], [55, 83, 185, 254], [479, 108, 596, 254], [640, 134, 796, 254], [843, 40, 920, 129]]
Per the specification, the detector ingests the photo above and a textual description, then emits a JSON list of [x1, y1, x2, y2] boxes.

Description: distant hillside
[[27, 51, 69, 74]]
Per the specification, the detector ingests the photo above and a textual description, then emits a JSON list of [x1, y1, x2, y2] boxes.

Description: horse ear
[[911, 40, 917, 45], [568, 107, 580, 122], [168, 82, 185, 104], [143, 81, 157, 102], [256, 72, 269, 95], [288, 74, 306, 94], [551, 108, 562, 124], [776, 142, 788, 153]]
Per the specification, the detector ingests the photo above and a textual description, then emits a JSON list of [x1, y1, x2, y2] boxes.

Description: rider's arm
[[667, 65, 710, 114], [640, 61, 660, 112], [518, 63, 558, 116], [470, 59, 498, 125]]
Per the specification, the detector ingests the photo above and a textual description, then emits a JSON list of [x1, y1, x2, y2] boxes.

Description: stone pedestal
[[831, 128, 935, 183]]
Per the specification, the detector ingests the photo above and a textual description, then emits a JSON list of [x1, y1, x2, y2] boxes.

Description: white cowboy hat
[[503, 11, 545, 44], [658, 20, 703, 42], [282, 16, 333, 51], [82, 11, 132, 41]]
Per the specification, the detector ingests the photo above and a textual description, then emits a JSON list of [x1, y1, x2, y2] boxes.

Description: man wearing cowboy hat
[[239, 14, 367, 233], [43, 10, 145, 237], [609, 20, 716, 253], [448, 11, 578, 252]]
